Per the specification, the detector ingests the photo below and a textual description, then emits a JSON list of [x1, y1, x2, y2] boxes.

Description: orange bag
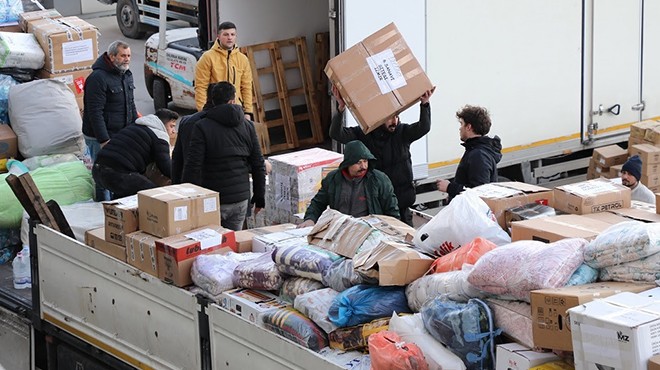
[[368, 330, 428, 370], [429, 237, 496, 274]]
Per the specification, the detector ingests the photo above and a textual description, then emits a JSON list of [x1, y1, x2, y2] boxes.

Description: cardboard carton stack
[[628, 119, 660, 149], [629, 143, 660, 192], [553, 178, 631, 215], [587, 144, 628, 180]]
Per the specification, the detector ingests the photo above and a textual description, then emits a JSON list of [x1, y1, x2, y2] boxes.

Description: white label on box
[[185, 228, 221, 250], [366, 49, 406, 94], [563, 180, 620, 197], [203, 197, 217, 213], [173, 206, 188, 221], [472, 184, 522, 198], [62, 39, 93, 64]]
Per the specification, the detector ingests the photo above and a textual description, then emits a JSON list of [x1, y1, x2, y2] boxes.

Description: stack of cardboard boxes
[[628, 119, 660, 192], [586, 144, 628, 180]]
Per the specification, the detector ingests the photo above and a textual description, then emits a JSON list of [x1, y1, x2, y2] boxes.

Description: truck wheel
[[117, 0, 145, 39], [153, 78, 169, 110]]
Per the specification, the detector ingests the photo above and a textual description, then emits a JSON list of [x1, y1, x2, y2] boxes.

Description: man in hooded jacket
[[182, 82, 266, 231], [299, 140, 400, 227], [92, 109, 178, 199], [436, 105, 502, 201]]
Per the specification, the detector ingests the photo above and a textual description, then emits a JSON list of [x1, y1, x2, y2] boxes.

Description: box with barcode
[[553, 178, 631, 215], [155, 225, 235, 287], [138, 183, 220, 238]]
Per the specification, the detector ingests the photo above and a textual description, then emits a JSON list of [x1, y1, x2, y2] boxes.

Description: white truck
[[144, 0, 660, 192]]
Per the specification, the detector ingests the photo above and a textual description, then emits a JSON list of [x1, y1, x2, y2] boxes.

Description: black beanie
[[622, 155, 642, 181]]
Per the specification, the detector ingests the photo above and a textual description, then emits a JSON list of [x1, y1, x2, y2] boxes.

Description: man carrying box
[[621, 155, 656, 204]]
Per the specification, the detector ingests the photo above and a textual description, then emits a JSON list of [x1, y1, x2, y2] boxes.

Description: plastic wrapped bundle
[[0, 75, 18, 123], [0, 160, 93, 228], [322, 258, 377, 292], [232, 252, 284, 291], [565, 263, 599, 286], [192, 253, 260, 296], [584, 221, 660, 268], [0, 0, 23, 23], [421, 295, 500, 370], [467, 238, 587, 302], [429, 237, 497, 273], [0, 32, 45, 70], [293, 288, 338, 334], [328, 317, 390, 351], [389, 313, 466, 370], [328, 285, 411, 328], [406, 269, 484, 311], [272, 243, 341, 281], [485, 298, 533, 348], [261, 307, 328, 352], [599, 251, 660, 282], [21, 201, 103, 245], [279, 277, 324, 303], [368, 330, 428, 370]]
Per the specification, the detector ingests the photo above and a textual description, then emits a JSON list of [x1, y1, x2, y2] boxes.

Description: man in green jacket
[[299, 140, 400, 227]]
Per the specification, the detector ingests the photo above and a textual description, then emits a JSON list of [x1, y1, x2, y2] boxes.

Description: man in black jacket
[[82, 40, 138, 201], [329, 85, 435, 226], [436, 105, 502, 201], [92, 109, 178, 199], [181, 82, 266, 231]]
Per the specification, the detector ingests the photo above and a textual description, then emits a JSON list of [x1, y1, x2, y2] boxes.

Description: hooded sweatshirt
[[136, 114, 170, 143], [447, 135, 503, 200], [181, 104, 266, 206]]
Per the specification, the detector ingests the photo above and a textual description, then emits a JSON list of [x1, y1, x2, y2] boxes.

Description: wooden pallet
[[315, 32, 331, 137], [242, 37, 323, 154]]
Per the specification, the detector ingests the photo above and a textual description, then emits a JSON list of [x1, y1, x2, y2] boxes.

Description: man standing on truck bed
[[329, 85, 436, 226], [194, 21, 253, 120], [83, 40, 138, 201], [436, 105, 502, 202]]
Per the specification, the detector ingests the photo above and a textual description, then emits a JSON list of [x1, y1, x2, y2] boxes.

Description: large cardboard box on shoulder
[[138, 183, 220, 238], [325, 22, 433, 133], [30, 16, 98, 73], [553, 178, 631, 215], [84, 227, 126, 262], [0, 124, 17, 159], [19, 9, 62, 33], [530, 282, 655, 352], [155, 225, 235, 287], [472, 182, 554, 230], [103, 195, 139, 247], [510, 214, 616, 242]]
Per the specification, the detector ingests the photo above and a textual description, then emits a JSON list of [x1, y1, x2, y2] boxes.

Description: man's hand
[[436, 179, 450, 193], [297, 219, 315, 228], [254, 207, 262, 216], [420, 86, 436, 105], [244, 114, 251, 121], [331, 84, 346, 112]]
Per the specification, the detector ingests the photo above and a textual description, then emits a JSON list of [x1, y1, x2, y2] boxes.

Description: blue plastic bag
[[328, 285, 410, 328], [0, 0, 23, 24], [0, 74, 18, 123]]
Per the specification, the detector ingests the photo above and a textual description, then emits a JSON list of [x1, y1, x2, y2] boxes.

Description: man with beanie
[[621, 155, 656, 204], [298, 140, 400, 228]]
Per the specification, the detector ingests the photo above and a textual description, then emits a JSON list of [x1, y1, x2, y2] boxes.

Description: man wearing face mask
[[194, 21, 253, 120], [83, 40, 138, 201], [329, 85, 435, 226]]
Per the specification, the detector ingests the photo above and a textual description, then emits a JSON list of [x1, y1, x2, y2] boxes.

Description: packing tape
[[371, 28, 399, 48]]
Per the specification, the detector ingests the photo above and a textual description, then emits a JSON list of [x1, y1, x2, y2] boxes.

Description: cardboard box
[[30, 16, 98, 73], [361, 214, 415, 242], [553, 178, 631, 215], [325, 22, 433, 133], [266, 148, 343, 225], [587, 158, 611, 180], [37, 68, 91, 99], [307, 209, 374, 257], [569, 292, 660, 370], [19, 9, 62, 33], [649, 355, 660, 370], [630, 143, 660, 165], [84, 227, 126, 262], [219, 288, 290, 325], [155, 225, 235, 287], [138, 183, 220, 238], [592, 145, 628, 168], [609, 207, 660, 223], [472, 182, 554, 230], [641, 173, 660, 188], [251, 226, 310, 253], [495, 343, 560, 370], [505, 203, 557, 229], [531, 282, 655, 351], [0, 124, 17, 159], [103, 195, 139, 247], [628, 135, 649, 153], [124, 231, 159, 276], [0, 23, 21, 33], [510, 214, 615, 242], [609, 164, 623, 178], [353, 240, 432, 286], [581, 211, 631, 225], [234, 223, 298, 253], [646, 125, 660, 145]]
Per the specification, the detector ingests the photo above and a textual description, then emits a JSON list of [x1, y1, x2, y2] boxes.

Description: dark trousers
[[92, 163, 157, 199]]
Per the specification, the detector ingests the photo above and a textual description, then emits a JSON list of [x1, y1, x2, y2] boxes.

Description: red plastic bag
[[368, 330, 428, 370], [429, 237, 497, 274]]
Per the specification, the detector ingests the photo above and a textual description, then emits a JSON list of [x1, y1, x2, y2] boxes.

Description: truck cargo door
[[642, 0, 660, 121], [338, 0, 428, 180], [584, 0, 642, 142]]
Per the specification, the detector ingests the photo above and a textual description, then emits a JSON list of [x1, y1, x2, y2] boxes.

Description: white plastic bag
[[414, 190, 510, 257]]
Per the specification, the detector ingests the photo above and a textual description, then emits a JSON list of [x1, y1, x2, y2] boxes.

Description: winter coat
[[194, 41, 253, 113], [181, 104, 265, 206], [303, 141, 400, 222], [82, 52, 138, 143], [329, 103, 430, 209], [447, 135, 503, 200], [171, 110, 207, 184]]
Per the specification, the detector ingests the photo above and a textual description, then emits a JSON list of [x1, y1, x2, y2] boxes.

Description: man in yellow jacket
[[194, 21, 253, 119]]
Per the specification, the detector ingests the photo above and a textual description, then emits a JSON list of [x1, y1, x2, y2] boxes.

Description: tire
[[117, 0, 145, 39], [153, 78, 169, 110]]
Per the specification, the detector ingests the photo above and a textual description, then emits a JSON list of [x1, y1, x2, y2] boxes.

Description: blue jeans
[[85, 136, 111, 202], [221, 200, 249, 231]]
